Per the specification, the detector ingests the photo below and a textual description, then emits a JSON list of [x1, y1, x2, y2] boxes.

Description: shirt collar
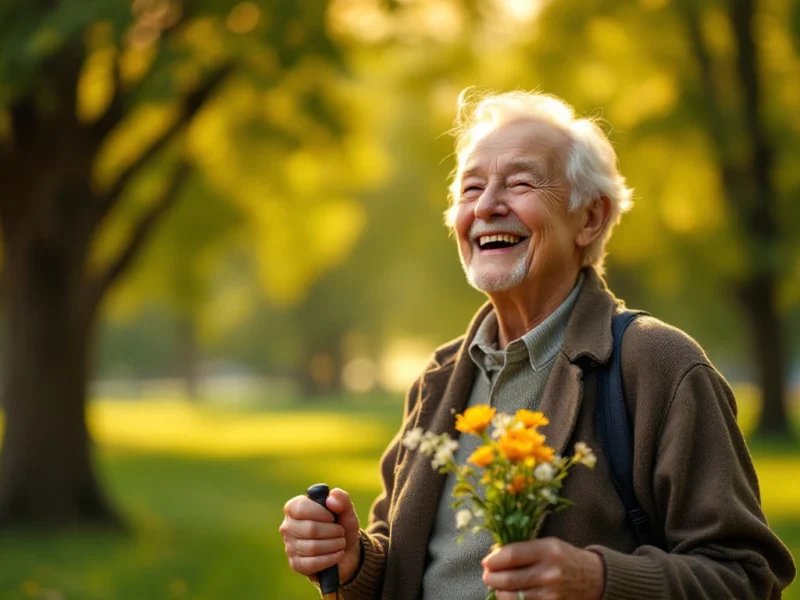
[[468, 272, 585, 374]]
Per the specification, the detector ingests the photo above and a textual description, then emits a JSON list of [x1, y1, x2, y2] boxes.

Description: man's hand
[[481, 537, 605, 600], [280, 488, 362, 585]]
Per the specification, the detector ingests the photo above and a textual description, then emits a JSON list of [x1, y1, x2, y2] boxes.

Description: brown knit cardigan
[[337, 268, 796, 600]]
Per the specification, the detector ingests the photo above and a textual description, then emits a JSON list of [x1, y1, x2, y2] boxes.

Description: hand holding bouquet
[[402, 406, 596, 598]]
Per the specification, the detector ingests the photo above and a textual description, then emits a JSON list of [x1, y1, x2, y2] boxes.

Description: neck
[[489, 268, 581, 349]]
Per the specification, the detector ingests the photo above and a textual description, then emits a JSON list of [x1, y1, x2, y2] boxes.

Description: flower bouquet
[[401, 406, 596, 600]]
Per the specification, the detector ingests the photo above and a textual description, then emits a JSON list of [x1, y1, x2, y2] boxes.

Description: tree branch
[[86, 159, 192, 314], [90, 4, 201, 142], [92, 62, 233, 230]]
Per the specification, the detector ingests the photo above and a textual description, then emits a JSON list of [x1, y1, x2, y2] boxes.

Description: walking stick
[[306, 483, 341, 600]]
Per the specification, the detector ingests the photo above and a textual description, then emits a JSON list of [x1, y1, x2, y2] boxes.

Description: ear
[[575, 195, 611, 249]]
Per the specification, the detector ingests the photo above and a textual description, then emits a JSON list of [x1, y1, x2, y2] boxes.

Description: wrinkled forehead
[[460, 119, 571, 175]]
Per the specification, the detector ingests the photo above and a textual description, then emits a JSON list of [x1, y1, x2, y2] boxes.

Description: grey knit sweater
[[421, 274, 584, 600]]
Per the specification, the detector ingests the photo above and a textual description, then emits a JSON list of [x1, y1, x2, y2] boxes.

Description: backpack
[[590, 310, 656, 547]]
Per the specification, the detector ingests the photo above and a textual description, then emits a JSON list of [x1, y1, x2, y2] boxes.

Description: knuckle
[[494, 572, 511, 589], [545, 565, 562, 581], [283, 496, 299, 514], [295, 520, 314, 538]]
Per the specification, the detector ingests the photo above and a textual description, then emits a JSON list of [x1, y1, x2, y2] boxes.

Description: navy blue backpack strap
[[595, 310, 656, 547]]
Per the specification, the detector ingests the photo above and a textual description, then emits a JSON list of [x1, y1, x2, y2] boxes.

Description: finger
[[284, 496, 336, 523], [482, 538, 561, 571], [326, 488, 354, 519], [483, 566, 531, 591], [285, 518, 345, 541], [483, 541, 541, 571], [327, 488, 361, 543], [292, 536, 347, 558], [494, 590, 550, 600], [287, 550, 345, 577], [487, 566, 563, 600]]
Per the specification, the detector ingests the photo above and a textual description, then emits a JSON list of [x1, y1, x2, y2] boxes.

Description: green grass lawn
[[0, 392, 797, 600]]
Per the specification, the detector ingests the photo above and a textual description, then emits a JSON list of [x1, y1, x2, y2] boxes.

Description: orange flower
[[531, 443, 555, 463], [467, 445, 495, 468], [506, 474, 528, 494], [455, 405, 496, 435], [515, 409, 550, 429], [498, 428, 546, 461]]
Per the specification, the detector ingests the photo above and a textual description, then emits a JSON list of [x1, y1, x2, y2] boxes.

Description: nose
[[473, 182, 510, 221]]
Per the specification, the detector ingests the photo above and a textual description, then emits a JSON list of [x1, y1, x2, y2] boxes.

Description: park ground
[[0, 388, 797, 600]]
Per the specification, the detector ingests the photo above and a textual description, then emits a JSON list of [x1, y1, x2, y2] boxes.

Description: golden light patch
[[88, 401, 391, 458]]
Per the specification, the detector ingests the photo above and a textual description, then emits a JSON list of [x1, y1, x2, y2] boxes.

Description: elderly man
[[280, 91, 796, 599]]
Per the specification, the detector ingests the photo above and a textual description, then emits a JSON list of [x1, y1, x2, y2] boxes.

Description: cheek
[[453, 205, 474, 242]]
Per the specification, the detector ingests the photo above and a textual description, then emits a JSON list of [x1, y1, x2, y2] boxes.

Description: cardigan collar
[[429, 266, 619, 373]]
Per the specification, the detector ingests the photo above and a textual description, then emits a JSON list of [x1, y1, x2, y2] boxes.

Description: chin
[[467, 267, 527, 294], [464, 254, 531, 294]]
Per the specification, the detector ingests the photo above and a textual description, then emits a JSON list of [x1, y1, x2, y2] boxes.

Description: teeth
[[478, 234, 522, 246]]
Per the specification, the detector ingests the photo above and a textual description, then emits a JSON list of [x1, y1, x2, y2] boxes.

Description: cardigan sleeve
[[589, 363, 796, 600], [337, 377, 423, 600]]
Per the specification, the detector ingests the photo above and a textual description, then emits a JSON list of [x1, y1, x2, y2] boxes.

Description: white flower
[[533, 462, 555, 483], [574, 442, 597, 468], [490, 413, 514, 439], [401, 427, 425, 450], [455, 509, 473, 530], [432, 436, 458, 468], [540, 488, 558, 505], [473, 508, 484, 520], [419, 431, 439, 456]]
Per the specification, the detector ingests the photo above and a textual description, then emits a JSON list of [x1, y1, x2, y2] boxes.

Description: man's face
[[453, 119, 584, 295]]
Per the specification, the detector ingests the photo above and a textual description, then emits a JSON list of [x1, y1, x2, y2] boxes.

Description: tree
[[0, 0, 354, 528]]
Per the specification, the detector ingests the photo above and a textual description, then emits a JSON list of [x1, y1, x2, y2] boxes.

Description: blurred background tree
[[0, 0, 375, 528], [0, 0, 798, 534]]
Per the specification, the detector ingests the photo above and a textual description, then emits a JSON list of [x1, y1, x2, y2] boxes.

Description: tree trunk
[[738, 273, 792, 439], [0, 237, 122, 529]]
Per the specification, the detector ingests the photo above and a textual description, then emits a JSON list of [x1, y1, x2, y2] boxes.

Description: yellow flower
[[455, 405, 497, 434], [467, 445, 495, 467], [506, 474, 528, 494], [498, 428, 546, 461], [515, 409, 550, 429]]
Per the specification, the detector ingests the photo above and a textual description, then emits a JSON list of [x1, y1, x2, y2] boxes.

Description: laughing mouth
[[477, 233, 528, 250]]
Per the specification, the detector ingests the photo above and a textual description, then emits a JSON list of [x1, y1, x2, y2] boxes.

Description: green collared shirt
[[422, 273, 584, 600], [468, 271, 585, 405]]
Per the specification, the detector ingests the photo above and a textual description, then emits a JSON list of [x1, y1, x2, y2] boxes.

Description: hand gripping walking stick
[[306, 483, 341, 600]]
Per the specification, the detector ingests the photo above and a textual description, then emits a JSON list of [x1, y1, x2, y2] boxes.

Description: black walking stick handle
[[306, 483, 340, 600]]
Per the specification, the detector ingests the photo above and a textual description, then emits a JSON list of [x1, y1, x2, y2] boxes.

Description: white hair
[[445, 90, 633, 275]]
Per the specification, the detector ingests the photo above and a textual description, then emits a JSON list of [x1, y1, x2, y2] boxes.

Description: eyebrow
[[505, 157, 548, 176], [461, 157, 548, 179]]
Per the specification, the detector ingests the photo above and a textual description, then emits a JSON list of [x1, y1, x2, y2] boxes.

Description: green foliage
[[6, 0, 800, 390]]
